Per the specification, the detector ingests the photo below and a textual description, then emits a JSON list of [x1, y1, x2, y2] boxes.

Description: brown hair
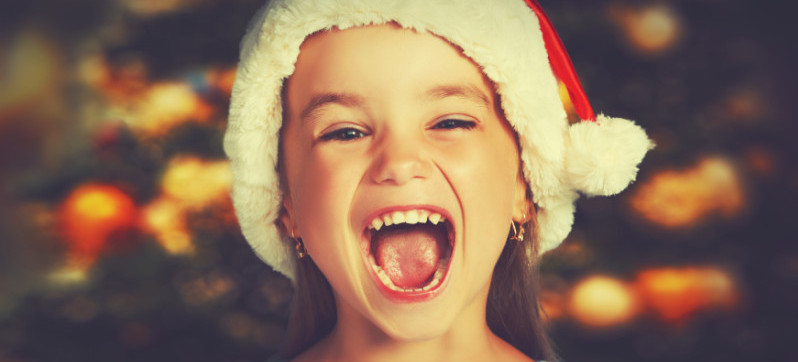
[[278, 215, 557, 361], [280, 255, 337, 357], [487, 212, 557, 361]]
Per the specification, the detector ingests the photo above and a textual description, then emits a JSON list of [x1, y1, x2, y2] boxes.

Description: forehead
[[286, 24, 496, 102]]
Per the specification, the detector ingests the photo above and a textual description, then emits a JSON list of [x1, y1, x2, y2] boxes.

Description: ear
[[278, 195, 299, 238], [512, 172, 531, 223]]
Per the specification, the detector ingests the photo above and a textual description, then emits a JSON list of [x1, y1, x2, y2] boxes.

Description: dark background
[[1, 0, 795, 361]]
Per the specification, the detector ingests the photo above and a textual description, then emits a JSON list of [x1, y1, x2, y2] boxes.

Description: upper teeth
[[369, 209, 445, 231]]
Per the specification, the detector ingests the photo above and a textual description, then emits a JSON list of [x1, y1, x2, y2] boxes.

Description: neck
[[297, 285, 531, 362]]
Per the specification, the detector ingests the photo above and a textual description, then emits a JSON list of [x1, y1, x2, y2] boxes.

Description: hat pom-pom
[[566, 115, 654, 196]]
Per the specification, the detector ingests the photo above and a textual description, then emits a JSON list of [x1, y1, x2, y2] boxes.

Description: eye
[[319, 127, 368, 142], [430, 118, 478, 130]]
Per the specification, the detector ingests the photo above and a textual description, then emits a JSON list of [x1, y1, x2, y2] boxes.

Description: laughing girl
[[224, 1, 653, 361]]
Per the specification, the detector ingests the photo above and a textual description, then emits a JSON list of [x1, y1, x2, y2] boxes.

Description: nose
[[369, 132, 431, 185]]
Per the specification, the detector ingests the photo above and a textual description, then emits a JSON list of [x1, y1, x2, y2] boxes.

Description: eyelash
[[319, 127, 368, 142], [318, 118, 477, 142], [430, 118, 478, 130]]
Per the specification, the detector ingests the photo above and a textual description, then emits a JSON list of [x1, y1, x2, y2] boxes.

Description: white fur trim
[[566, 115, 655, 196], [223, 0, 651, 281], [536, 190, 579, 254]]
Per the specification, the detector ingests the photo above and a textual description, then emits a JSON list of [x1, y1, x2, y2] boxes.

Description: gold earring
[[291, 231, 307, 258], [510, 213, 526, 242]]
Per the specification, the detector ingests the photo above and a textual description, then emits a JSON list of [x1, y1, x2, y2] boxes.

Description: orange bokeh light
[[540, 289, 567, 322], [568, 275, 640, 328], [629, 156, 745, 228], [743, 146, 777, 178], [59, 184, 139, 261], [609, 4, 683, 56], [635, 267, 738, 324], [212, 67, 237, 96], [122, 0, 198, 17]]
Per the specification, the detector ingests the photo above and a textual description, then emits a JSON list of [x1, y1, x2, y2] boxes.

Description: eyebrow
[[300, 92, 365, 121], [299, 84, 491, 122], [425, 84, 491, 109]]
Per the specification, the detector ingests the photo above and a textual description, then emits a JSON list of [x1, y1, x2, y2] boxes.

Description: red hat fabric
[[524, 0, 595, 122]]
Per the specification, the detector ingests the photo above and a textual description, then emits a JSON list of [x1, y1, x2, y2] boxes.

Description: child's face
[[280, 24, 527, 339]]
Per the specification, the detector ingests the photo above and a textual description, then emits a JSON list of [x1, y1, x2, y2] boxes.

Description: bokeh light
[[58, 183, 139, 263], [635, 267, 739, 324], [609, 3, 683, 56], [629, 156, 745, 228], [0, 30, 62, 120], [110, 82, 214, 136], [160, 156, 231, 209], [568, 275, 640, 328], [141, 156, 232, 254], [122, 0, 202, 17], [142, 197, 193, 254]]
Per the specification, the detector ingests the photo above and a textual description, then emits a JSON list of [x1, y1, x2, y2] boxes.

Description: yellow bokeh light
[[161, 156, 232, 210], [48, 265, 90, 286], [629, 156, 745, 228], [74, 189, 121, 220], [106, 82, 213, 136], [138, 82, 212, 134], [142, 197, 193, 255], [142, 156, 232, 255], [568, 275, 639, 328], [76, 49, 112, 89]]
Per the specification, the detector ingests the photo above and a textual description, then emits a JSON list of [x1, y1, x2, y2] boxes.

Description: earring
[[291, 231, 307, 258], [510, 213, 526, 242]]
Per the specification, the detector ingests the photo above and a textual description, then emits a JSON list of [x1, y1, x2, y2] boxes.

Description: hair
[[486, 208, 557, 361], [280, 254, 337, 356], [278, 214, 557, 361]]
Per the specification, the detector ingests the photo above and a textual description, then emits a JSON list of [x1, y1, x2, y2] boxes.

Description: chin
[[372, 307, 459, 341], [358, 256, 477, 343]]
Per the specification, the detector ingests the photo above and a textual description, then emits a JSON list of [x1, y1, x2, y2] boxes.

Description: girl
[[224, 0, 653, 361]]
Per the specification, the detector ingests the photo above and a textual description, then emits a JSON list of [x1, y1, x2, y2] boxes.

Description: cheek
[[287, 144, 364, 251], [445, 127, 519, 199], [287, 148, 373, 300], [441, 130, 519, 248]]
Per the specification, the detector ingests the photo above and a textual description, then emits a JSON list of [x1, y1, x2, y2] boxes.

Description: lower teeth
[[370, 256, 449, 292]]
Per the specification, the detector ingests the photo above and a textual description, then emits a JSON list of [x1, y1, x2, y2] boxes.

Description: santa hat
[[224, 0, 654, 282]]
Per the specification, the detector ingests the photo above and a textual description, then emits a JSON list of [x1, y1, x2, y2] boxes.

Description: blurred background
[[0, 0, 795, 361]]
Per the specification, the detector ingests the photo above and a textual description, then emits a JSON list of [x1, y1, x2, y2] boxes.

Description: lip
[[359, 204, 456, 303]]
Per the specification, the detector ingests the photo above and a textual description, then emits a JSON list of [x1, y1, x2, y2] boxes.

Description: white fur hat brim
[[224, 0, 653, 282]]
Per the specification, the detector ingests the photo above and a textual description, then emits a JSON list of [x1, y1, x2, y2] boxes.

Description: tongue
[[373, 223, 447, 289]]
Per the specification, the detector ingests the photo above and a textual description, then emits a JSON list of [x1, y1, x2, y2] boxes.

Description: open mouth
[[362, 208, 454, 298]]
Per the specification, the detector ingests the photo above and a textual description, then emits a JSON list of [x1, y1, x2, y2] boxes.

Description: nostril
[[370, 147, 431, 185], [374, 161, 424, 184]]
